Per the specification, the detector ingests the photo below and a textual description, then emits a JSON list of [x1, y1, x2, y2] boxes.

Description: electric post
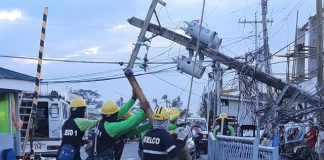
[[316, 0, 324, 123], [128, 16, 324, 124], [125, 0, 166, 121], [238, 10, 272, 138]]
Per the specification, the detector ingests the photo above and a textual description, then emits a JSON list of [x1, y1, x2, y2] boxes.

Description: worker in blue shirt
[[142, 106, 189, 160]]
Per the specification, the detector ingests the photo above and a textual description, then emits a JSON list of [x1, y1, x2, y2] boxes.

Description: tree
[[197, 93, 208, 119], [72, 89, 102, 108]]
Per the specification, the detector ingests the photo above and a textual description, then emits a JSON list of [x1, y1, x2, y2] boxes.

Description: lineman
[[58, 98, 98, 160], [213, 112, 235, 136], [90, 99, 149, 159], [142, 106, 189, 160], [114, 111, 133, 160], [169, 107, 181, 134], [135, 108, 179, 159]]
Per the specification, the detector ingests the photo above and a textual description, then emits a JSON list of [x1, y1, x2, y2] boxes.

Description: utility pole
[[128, 16, 324, 125], [125, 0, 166, 121], [238, 12, 262, 50], [214, 62, 222, 118], [261, 0, 273, 101], [238, 11, 272, 138], [127, 0, 165, 69], [316, 0, 324, 123], [22, 7, 48, 160]]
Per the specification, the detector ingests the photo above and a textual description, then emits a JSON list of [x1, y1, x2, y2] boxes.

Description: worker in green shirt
[[213, 112, 235, 136], [58, 98, 98, 160], [89, 98, 149, 159]]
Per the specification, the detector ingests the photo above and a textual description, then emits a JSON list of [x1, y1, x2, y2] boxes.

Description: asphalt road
[[80, 142, 207, 160], [121, 142, 207, 160]]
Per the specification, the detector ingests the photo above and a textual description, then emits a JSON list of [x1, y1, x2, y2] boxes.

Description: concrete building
[[219, 94, 263, 126]]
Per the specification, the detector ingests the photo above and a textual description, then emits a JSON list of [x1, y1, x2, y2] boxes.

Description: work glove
[[177, 127, 189, 141], [124, 68, 134, 77]]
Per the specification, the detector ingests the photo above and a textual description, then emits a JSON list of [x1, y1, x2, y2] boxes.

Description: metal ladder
[[18, 92, 34, 157]]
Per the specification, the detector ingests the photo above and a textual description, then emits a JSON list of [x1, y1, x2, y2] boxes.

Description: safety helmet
[[169, 107, 180, 116], [169, 107, 180, 122], [101, 101, 119, 115], [219, 112, 228, 119], [70, 98, 86, 108], [153, 106, 170, 120]]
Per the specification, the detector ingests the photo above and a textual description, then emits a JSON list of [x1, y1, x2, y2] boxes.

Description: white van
[[17, 91, 69, 158]]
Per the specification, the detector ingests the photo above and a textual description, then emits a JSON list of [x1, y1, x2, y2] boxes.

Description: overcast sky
[[0, 0, 317, 114]]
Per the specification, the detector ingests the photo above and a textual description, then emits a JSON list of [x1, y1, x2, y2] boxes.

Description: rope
[[184, 0, 206, 124]]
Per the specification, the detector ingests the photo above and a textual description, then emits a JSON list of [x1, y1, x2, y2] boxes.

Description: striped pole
[[22, 7, 48, 160]]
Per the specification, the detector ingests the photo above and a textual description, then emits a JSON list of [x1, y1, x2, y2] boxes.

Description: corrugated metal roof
[[0, 67, 35, 82]]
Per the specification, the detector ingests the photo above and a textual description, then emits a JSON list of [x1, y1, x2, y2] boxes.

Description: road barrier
[[208, 133, 279, 160]]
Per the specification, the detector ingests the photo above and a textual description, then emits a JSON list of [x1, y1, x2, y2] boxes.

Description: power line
[[149, 69, 201, 97], [0, 54, 177, 65], [262, 19, 324, 64], [206, 2, 259, 19], [42, 66, 175, 84]]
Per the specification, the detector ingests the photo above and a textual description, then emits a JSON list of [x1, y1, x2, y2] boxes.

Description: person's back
[[142, 106, 188, 160], [60, 117, 85, 160], [58, 98, 97, 160], [143, 128, 178, 160], [96, 119, 116, 155]]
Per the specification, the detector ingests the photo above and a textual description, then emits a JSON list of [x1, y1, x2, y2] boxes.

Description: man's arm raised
[[124, 68, 153, 121]]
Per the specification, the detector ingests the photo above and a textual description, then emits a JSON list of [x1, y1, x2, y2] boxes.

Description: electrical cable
[[148, 69, 200, 97], [261, 14, 324, 64], [206, 2, 259, 19], [42, 66, 175, 84], [0, 54, 177, 65], [185, 0, 206, 123]]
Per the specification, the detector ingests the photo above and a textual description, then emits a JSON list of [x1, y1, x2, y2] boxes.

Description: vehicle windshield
[[188, 119, 207, 131]]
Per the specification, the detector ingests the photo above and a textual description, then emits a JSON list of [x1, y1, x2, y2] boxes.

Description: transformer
[[181, 20, 222, 51], [177, 56, 206, 79]]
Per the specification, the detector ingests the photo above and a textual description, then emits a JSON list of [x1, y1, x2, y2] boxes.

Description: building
[[219, 94, 265, 126], [0, 67, 34, 159]]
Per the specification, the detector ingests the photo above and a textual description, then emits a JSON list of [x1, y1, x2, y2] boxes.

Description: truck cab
[[18, 91, 70, 158]]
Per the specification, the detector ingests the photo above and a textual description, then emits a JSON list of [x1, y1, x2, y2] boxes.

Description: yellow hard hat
[[153, 106, 170, 120], [70, 98, 86, 108], [219, 112, 228, 119], [169, 107, 180, 115], [169, 107, 180, 122], [121, 111, 132, 119], [101, 101, 119, 115]]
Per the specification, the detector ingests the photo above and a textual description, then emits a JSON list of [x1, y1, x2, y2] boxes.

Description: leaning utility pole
[[127, 0, 165, 69], [128, 17, 324, 121], [316, 0, 324, 123], [22, 7, 48, 160], [125, 0, 166, 121]]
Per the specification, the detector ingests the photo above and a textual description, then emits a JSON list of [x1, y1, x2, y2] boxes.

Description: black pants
[[87, 148, 114, 160]]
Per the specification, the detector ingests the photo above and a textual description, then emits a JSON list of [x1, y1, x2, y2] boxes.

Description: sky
[[0, 0, 317, 115]]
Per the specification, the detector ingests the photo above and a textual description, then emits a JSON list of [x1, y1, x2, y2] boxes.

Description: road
[[80, 142, 207, 160]]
